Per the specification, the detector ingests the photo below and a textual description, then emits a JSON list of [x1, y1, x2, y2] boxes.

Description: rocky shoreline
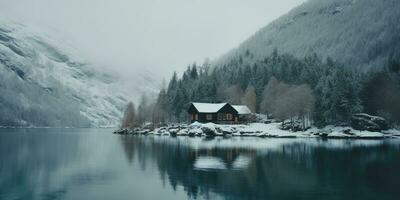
[[114, 122, 400, 139]]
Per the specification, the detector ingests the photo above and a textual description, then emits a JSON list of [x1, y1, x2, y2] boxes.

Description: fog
[[0, 0, 305, 80]]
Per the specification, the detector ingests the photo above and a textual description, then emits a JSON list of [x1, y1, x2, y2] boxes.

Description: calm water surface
[[1, 128, 400, 200]]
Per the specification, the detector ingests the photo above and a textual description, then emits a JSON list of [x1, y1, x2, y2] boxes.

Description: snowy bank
[[115, 122, 398, 139]]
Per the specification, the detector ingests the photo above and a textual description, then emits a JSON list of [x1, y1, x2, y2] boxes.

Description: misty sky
[[0, 0, 305, 79]]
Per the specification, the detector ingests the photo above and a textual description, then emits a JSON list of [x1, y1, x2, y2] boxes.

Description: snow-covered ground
[[146, 122, 399, 139]]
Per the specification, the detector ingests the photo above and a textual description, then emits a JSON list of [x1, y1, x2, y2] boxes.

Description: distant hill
[[217, 0, 400, 70], [0, 21, 156, 127]]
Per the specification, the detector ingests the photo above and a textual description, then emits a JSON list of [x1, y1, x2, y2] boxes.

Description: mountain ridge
[[216, 0, 400, 70], [0, 21, 155, 127]]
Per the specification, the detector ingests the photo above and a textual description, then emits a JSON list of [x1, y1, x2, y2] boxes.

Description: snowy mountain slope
[[217, 0, 400, 70], [0, 21, 154, 127]]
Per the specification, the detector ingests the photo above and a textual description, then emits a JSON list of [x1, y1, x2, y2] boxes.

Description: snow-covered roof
[[232, 105, 252, 115], [191, 103, 228, 113], [191, 102, 252, 115]]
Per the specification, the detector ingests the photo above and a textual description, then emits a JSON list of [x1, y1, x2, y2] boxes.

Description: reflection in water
[[194, 156, 228, 170], [231, 155, 252, 170], [1, 129, 400, 200], [193, 155, 251, 171], [120, 136, 400, 200], [0, 129, 120, 200]]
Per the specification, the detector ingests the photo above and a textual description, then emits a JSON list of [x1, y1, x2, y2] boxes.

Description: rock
[[168, 128, 180, 136], [179, 124, 188, 129], [157, 127, 167, 133], [239, 130, 262, 136], [351, 113, 389, 132], [257, 132, 268, 138], [136, 129, 150, 135], [319, 132, 329, 138], [220, 127, 233, 135], [113, 129, 129, 134], [188, 127, 203, 137], [161, 131, 170, 136], [177, 129, 188, 136], [280, 121, 303, 132], [342, 128, 354, 136], [201, 124, 217, 137]]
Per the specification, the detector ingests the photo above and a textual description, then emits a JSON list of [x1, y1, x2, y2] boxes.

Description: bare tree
[[270, 83, 291, 121], [241, 85, 257, 113], [261, 78, 315, 130], [218, 84, 243, 104], [292, 84, 315, 129], [260, 77, 279, 116]]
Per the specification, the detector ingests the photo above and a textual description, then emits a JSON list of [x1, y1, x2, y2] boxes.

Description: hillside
[[217, 0, 400, 70], [163, 0, 400, 127], [0, 21, 154, 127]]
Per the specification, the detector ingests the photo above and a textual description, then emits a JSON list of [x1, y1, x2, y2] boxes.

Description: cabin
[[187, 102, 252, 124], [232, 105, 252, 122]]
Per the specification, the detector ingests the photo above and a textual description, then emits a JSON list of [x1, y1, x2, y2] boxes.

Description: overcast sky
[[0, 0, 305, 79]]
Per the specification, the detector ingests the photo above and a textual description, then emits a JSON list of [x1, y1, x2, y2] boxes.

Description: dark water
[[1, 129, 400, 200]]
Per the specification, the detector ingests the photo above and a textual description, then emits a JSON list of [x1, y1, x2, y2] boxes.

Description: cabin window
[[206, 114, 212, 121], [217, 113, 233, 121], [195, 114, 198, 120], [218, 113, 228, 120]]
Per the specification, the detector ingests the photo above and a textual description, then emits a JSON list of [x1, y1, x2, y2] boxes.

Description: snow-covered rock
[[168, 128, 180, 136], [351, 113, 389, 132], [280, 120, 305, 132], [117, 121, 398, 139], [188, 127, 203, 137], [177, 129, 188, 136], [316, 126, 389, 139], [383, 129, 400, 136], [201, 123, 221, 137]]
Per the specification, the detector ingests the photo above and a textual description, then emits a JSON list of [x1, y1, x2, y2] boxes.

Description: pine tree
[[190, 63, 198, 79], [137, 94, 149, 126], [153, 87, 169, 126], [121, 102, 136, 128], [164, 50, 398, 126]]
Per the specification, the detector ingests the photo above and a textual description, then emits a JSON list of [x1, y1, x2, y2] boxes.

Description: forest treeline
[[122, 50, 400, 128]]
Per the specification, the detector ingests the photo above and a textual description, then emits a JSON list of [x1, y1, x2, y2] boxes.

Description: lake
[[1, 128, 400, 200]]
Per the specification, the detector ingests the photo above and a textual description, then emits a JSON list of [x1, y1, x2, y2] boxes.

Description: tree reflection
[[0, 129, 118, 200], [120, 136, 400, 200]]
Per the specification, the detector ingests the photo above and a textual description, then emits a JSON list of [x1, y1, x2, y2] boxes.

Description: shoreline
[[114, 122, 400, 140]]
